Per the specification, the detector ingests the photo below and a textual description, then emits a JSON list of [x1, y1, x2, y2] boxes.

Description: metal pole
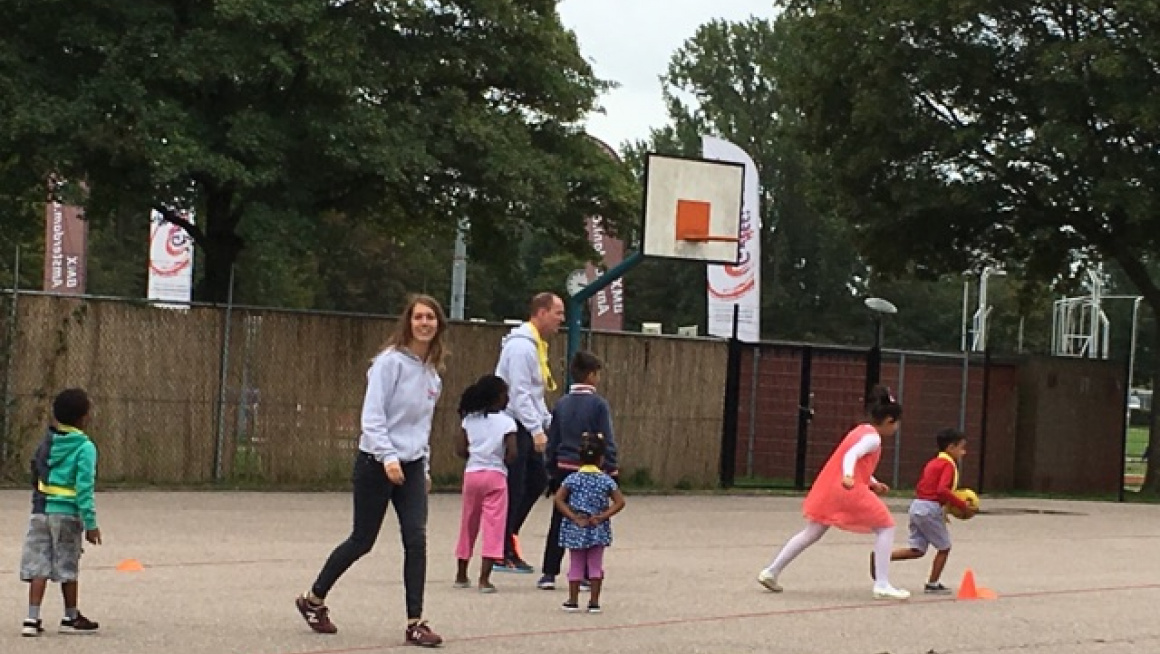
[[864, 317, 882, 402], [566, 251, 644, 386], [1051, 299, 1060, 355], [961, 280, 970, 352], [976, 270, 990, 351], [745, 346, 760, 478], [720, 304, 742, 489], [1, 246, 20, 463], [959, 353, 969, 433], [213, 265, 236, 481], [450, 218, 468, 320], [978, 345, 992, 493], [893, 353, 906, 488], [1126, 297, 1142, 441], [1089, 269, 1102, 359], [1118, 351, 1132, 503], [959, 279, 969, 431], [794, 347, 813, 490]]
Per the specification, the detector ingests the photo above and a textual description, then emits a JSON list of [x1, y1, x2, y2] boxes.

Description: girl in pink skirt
[[454, 375, 517, 593], [756, 385, 910, 600]]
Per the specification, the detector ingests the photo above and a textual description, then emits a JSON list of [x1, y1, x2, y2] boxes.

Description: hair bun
[[866, 384, 899, 409]]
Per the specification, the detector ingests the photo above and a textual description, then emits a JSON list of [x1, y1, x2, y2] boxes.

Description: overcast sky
[[557, 0, 779, 151]]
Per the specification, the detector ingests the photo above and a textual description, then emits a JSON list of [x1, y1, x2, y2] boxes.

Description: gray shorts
[[907, 500, 952, 552], [20, 513, 84, 583]]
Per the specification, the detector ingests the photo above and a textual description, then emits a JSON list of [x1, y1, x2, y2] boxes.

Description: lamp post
[[863, 296, 898, 402]]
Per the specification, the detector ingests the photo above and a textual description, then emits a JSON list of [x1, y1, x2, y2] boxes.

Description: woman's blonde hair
[[377, 294, 450, 371]]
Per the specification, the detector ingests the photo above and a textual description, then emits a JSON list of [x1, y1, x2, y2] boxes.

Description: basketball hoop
[[675, 199, 741, 243]]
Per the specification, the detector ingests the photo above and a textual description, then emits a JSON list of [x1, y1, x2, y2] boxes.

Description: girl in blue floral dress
[[553, 432, 626, 613]]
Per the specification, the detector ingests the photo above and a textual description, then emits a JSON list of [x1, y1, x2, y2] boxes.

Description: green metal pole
[[565, 251, 645, 387]]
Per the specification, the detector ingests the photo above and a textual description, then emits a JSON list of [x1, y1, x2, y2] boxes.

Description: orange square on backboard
[[675, 199, 711, 241]]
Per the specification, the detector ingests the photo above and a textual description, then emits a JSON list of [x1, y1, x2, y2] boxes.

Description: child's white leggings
[[765, 521, 897, 589]]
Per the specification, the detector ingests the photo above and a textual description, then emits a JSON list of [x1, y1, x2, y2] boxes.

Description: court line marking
[[258, 582, 1160, 654]]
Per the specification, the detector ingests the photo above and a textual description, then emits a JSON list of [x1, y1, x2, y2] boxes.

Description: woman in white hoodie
[[296, 294, 449, 648]]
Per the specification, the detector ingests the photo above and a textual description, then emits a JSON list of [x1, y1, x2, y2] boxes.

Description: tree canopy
[[0, 0, 636, 301], [771, 0, 1160, 488]]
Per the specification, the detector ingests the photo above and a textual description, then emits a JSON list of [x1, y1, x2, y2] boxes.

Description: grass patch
[[732, 475, 799, 490], [620, 467, 657, 491], [1126, 426, 1149, 459]]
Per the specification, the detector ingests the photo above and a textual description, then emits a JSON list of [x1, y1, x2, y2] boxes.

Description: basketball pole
[[563, 151, 746, 386], [565, 251, 645, 387]]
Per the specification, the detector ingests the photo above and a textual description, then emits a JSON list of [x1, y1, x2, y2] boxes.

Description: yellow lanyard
[[938, 452, 959, 490], [527, 322, 557, 392]]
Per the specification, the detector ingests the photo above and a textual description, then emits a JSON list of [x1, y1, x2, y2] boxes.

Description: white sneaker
[[872, 585, 911, 600], [757, 569, 783, 593]]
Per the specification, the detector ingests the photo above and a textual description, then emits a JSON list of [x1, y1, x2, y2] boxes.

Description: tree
[[772, 0, 1160, 490], [0, 0, 635, 302]]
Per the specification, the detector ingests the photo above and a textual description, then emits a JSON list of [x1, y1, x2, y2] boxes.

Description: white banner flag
[[148, 209, 196, 309], [702, 136, 761, 342]]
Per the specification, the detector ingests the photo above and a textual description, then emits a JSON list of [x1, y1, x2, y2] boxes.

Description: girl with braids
[[453, 374, 517, 593], [553, 432, 626, 613], [756, 385, 911, 601]]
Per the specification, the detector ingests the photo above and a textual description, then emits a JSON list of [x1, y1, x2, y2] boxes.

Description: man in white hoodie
[[493, 292, 565, 572]]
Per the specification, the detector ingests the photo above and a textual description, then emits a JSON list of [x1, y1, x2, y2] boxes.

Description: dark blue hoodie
[[545, 384, 618, 475]]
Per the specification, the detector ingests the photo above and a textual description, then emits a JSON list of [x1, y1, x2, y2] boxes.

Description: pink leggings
[[568, 546, 605, 582], [455, 470, 508, 561]]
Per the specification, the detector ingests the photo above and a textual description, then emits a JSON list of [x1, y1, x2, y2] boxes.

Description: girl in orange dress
[[756, 386, 910, 600]]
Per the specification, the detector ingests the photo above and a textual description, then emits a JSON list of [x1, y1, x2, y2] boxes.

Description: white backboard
[[641, 153, 745, 264]]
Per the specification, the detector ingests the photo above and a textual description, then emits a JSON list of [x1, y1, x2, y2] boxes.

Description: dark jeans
[[311, 452, 428, 619], [541, 469, 568, 576], [505, 423, 547, 560]]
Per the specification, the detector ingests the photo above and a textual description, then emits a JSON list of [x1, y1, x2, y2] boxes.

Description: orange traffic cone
[[116, 559, 144, 572], [957, 568, 997, 600]]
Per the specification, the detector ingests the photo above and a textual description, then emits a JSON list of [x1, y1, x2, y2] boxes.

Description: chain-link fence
[[0, 289, 1129, 495], [730, 341, 1029, 494]]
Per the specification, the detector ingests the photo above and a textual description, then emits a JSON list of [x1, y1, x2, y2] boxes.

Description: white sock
[[872, 526, 895, 589], [766, 522, 828, 576], [27, 605, 40, 621]]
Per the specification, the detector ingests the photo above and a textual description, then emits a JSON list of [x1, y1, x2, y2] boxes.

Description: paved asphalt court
[[1, 489, 1158, 653]]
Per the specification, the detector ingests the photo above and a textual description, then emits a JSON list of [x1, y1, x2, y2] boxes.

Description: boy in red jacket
[[874, 428, 975, 594]]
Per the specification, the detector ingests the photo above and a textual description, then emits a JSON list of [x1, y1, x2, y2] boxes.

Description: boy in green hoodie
[[19, 388, 102, 637]]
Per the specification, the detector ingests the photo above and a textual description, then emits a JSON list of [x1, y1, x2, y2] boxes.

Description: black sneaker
[[494, 557, 534, 574], [561, 601, 580, 612], [587, 603, 602, 614], [60, 613, 98, 633], [22, 619, 43, 637], [295, 595, 338, 634], [924, 582, 952, 595]]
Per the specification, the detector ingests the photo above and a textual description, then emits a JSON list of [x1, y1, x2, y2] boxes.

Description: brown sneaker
[[405, 620, 443, 647], [296, 595, 337, 634]]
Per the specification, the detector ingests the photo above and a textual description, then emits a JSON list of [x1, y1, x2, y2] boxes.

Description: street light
[[864, 296, 898, 403]]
